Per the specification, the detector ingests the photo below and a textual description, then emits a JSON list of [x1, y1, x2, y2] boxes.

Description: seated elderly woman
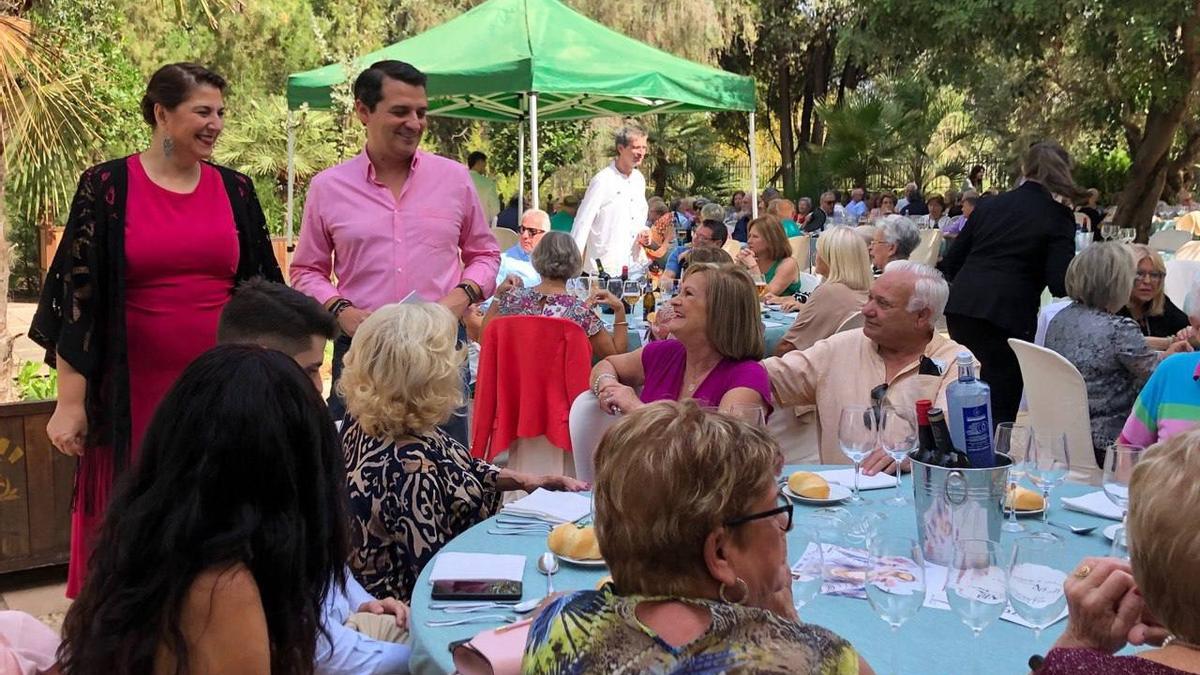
[[1045, 243, 1190, 467], [942, 191, 978, 239], [922, 194, 950, 229], [774, 226, 873, 355], [592, 263, 771, 416], [482, 231, 627, 359], [869, 214, 921, 274], [523, 401, 872, 674], [341, 303, 585, 602], [1118, 244, 1191, 347], [737, 215, 802, 296], [868, 192, 897, 222], [1039, 430, 1200, 675]]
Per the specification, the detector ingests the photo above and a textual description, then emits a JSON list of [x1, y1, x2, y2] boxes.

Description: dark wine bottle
[[595, 259, 613, 314], [913, 399, 937, 464], [619, 266, 632, 313], [929, 407, 972, 468], [642, 284, 656, 322], [595, 258, 609, 281]]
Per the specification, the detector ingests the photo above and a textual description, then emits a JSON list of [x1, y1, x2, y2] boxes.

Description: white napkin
[[429, 552, 525, 582], [922, 564, 1067, 629], [816, 468, 899, 491], [1061, 491, 1124, 521], [501, 488, 592, 523]]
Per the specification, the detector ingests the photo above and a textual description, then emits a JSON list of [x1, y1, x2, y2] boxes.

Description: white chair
[[795, 272, 822, 294], [1007, 339, 1102, 485], [835, 312, 864, 333], [1148, 229, 1192, 253], [568, 391, 619, 483], [1175, 211, 1200, 235], [910, 229, 942, 267], [1164, 259, 1200, 309], [491, 226, 519, 251], [789, 235, 811, 271], [722, 238, 743, 259], [1173, 240, 1200, 261]]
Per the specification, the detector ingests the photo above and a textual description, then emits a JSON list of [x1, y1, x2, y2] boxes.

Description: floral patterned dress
[[522, 584, 860, 674], [495, 287, 604, 337], [342, 419, 501, 602]]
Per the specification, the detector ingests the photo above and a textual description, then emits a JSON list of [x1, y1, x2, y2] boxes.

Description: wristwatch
[[329, 298, 354, 318], [455, 282, 481, 304]]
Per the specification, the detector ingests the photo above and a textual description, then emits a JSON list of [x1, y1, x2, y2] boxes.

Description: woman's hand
[[1165, 339, 1193, 355], [47, 401, 88, 456], [589, 290, 624, 315], [495, 274, 523, 298], [736, 247, 758, 269], [595, 379, 642, 415], [533, 474, 590, 492], [357, 597, 411, 630], [1053, 557, 1144, 655]]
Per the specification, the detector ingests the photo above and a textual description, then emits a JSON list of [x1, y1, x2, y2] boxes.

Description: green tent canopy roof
[[285, 0, 755, 120]]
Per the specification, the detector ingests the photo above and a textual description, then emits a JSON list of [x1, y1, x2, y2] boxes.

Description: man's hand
[[357, 597, 411, 630], [862, 448, 908, 476], [336, 307, 371, 338], [438, 287, 473, 318]]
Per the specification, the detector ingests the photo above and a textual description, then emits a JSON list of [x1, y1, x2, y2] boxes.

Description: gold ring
[[1074, 565, 1092, 579]]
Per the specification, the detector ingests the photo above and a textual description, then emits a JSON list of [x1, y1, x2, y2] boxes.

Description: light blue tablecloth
[[600, 308, 794, 355], [408, 466, 1120, 674]]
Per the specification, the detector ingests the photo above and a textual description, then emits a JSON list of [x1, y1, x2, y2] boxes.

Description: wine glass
[[659, 278, 679, 301], [1120, 227, 1137, 244], [866, 536, 926, 675], [878, 405, 916, 506], [994, 422, 1032, 533], [725, 404, 766, 426], [791, 526, 824, 614], [1103, 443, 1142, 558], [837, 405, 878, 505], [622, 280, 643, 325], [946, 539, 1008, 675], [1100, 223, 1117, 241], [566, 277, 589, 302], [1007, 533, 1068, 640], [1024, 431, 1069, 524]]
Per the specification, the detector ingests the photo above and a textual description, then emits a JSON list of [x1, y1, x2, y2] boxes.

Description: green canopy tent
[[283, 0, 759, 249]]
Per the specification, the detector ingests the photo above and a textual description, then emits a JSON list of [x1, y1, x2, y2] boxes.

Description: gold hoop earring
[[718, 577, 749, 605]]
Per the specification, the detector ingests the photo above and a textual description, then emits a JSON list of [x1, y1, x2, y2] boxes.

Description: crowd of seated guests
[[774, 225, 873, 355]]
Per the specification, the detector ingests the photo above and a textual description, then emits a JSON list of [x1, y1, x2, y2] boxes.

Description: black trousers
[[945, 313, 1025, 427]]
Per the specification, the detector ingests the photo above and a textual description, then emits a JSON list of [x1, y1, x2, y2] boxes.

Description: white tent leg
[[530, 92, 539, 210], [748, 111, 758, 219], [518, 119, 525, 217], [286, 110, 296, 256]]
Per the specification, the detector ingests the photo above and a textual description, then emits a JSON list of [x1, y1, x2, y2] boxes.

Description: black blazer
[[938, 181, 1075, 339]]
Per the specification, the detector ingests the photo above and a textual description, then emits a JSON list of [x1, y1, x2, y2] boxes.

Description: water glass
[[791, 526, 824, 614], [878, 405, 916, 506], [866, 536, 926, 675], [838, 405, 879, 504], [725, 404, 766, 426], [946, 539, 1008, 675], [566, 277, 589, 302], [1007, 533, 1068, 640], [1024, 432, 1069, 523], [1103, 444, 1143, 558], [994, 422, 1032, 533]]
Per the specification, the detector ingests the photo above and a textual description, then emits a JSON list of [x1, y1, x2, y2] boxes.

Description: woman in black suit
[[938, 141, 1083, 426]]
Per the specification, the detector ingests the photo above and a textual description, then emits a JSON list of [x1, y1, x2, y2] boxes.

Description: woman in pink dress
[[31, 63, 281, 597]]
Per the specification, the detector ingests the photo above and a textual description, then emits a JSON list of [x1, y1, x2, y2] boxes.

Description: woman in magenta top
[[591, 263, 772, 418], [31, 63, 281, 597]]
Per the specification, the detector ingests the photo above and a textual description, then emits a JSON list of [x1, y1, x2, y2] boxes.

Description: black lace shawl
[[29, 157, 283, 490]]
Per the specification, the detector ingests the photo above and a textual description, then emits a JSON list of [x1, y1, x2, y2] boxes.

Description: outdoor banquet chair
[[567, 391, 618, 483], [1164, 259, 1200, 309], [1174, 211, 1200, 235], [1148, 228, 1192, 253], [722, 237, 742, 259], [491, 226, 519, 251], [1172, 240, 1200, 261], [789, 234, 811, 271], [911, 228, 943, 267], [1008, 339, 1103, 485]]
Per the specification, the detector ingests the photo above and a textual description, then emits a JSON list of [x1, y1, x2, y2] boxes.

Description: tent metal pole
[[518, 116, 525, 217], [748, 111, 758, 219], [530, 92, 539, 210], [286, 109, 297, 257]]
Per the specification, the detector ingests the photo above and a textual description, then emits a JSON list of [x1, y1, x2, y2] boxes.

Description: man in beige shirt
[[763, 261, 975, 471]]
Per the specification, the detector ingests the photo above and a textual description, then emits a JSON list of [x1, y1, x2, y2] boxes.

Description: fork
[[425, 614, 518, 628]]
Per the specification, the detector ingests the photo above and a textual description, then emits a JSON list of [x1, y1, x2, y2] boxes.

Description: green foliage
[[1072, 148, 1133, 200], [644, 114, 733, 197], [15, 361, 57, 401], [488, 120, 594, 191]]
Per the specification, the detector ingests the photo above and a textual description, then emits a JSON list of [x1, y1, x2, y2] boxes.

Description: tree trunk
[[651, 145, 668, 197], [810, 39, 834, 146], [776, 59, 796, 194], [0, 142, 14, 402], [1163, 119, 1200, 200]]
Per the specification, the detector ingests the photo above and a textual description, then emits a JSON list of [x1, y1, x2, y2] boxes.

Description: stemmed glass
[[726, 404, 766, 426], [1103, 444, 1142, 558], [994, 422, 1032, 533], [1024, 432, 1069, 524], [946, 539, 1008, 675], [1007, 533, 1068, 641], [1100, 223, 1117, 241], [622, 280, 643, 326], [878, 405, 916, 506], [566, 277, 589, 302], [838, 405, 878, 505], [865, 536, 926, 675], [791, 526, 824, 615]]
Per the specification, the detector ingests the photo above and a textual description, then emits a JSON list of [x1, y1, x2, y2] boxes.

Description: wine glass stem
[[1008, 480, 1019, 524], [1042, 488, 1051, 523], [853, 460, 862, 499], [971, 629, 982, 675], [890, 624, 899, 675]]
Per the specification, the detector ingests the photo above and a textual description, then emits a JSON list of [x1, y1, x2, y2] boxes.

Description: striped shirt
[[1118, 352, 1200, 447]]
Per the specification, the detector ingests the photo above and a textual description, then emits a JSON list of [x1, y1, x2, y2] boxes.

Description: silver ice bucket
[[909, 453, 1012, 565]]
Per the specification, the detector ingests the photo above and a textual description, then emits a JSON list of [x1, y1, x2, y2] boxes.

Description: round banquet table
[[408, 465, 1125, 675], [600, 307, 794, 355]]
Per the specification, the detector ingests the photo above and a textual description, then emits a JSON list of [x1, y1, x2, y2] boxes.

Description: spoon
[[1046, 520, 1097, 535], [425, 614, 517, 628], [538, 552, 559, 595]]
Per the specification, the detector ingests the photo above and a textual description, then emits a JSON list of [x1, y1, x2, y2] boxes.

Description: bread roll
[[1005, 485, 1044, 511], [787, 471, 830, 499], [547, 523, 602, 560]]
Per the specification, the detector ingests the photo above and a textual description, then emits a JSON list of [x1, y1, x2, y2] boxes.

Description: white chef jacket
[[571, 162, 649, 274]]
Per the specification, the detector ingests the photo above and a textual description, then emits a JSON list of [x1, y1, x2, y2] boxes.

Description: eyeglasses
[[1135, 271, 1165, 281], [725, 492, 793, 532], [518, 226, 546, 237]]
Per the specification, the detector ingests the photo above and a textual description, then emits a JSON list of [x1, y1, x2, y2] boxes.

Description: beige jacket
[[763, 329, 973, 463]]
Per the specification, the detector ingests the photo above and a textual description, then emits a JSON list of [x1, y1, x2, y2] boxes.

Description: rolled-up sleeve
[[290, 179, 340, 306], [457, 178, 500, 299], [762, 341, 824, 409]]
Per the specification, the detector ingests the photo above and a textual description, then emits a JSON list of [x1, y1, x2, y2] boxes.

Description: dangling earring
[[163, 136, 175, 157]]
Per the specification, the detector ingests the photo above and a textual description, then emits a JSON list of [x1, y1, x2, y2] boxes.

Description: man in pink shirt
[[291, 60, 500, 437]]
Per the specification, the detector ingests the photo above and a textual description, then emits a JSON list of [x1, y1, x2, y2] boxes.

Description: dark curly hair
[[58, 345, 349, 675]]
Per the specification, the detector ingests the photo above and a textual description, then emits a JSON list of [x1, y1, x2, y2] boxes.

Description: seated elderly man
[[495, 208, 551, 287], [869, 214, 921, 274], [762, 261, 973, 471]]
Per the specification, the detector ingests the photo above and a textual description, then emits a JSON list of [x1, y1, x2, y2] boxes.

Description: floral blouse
[[496, 287, 604, 337], [342, 419, 501, 602], [522, 584, 860, 674]]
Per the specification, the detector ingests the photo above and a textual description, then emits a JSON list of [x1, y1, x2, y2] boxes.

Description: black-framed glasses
[[518, 226, 546, 237], [725, 492, 793, 532]]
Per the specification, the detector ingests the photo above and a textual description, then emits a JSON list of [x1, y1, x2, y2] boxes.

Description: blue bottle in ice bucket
[[945, 351, 995, 467]]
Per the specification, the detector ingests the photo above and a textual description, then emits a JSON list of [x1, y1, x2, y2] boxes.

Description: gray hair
[[520, 208, 551, 230], [1065, 242, 1136, 313], [877, 215, 921, 259], [648, 196, 669, 218], [531, 231, 583, 281], [797, 197, 813, 210], [883, 260, 950, 324], [614, 124, 647, 151], [699, 203, 725, 222]]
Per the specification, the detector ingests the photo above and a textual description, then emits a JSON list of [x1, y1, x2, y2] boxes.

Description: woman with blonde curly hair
[[340, 302, 585, 601]]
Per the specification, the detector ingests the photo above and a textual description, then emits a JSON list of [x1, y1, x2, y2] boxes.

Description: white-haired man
[[572, 125, 650, 274], [763, 261, 975, 471], [496, 208, 551, 288]]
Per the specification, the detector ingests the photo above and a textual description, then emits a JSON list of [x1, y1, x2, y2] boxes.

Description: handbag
[[451, 618, 532, 675]]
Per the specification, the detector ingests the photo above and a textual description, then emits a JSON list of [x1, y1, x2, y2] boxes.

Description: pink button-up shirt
[[290, 149, 500, 310]]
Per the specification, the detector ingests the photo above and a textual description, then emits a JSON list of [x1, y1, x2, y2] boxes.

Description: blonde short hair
[[338, 303, 464, 438], [1065, 242, 1136, 313], [818, 226, 873, 292], [681, 263, 765, 360], [1129, 430, 1200, 643], [748, 215, 793, 261], [593, 400, 780, 596], [1128, 244, 1168, 317]]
